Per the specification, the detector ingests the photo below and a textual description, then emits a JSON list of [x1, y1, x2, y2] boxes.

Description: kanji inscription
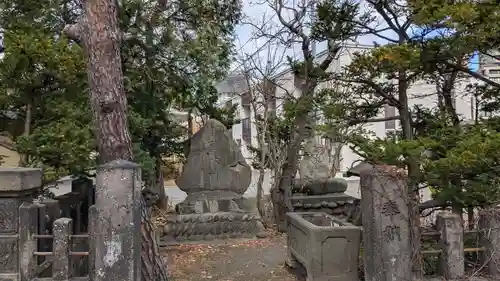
[[381, 200, 400, 217], [383, 225, 401, 242]]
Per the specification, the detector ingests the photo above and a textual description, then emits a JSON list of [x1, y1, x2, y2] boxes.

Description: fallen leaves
[[162, 236, 303, 281]]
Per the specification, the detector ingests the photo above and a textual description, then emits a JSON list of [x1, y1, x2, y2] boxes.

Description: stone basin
[[286, 212, 362, 281]]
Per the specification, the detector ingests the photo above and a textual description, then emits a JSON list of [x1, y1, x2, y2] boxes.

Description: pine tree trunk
[[82, 0, 168, 279]]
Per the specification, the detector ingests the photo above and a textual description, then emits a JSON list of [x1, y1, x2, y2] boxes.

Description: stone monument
[[175, 119, 252, 214], [162, 119, 265, 243], [291, 138, 360, 223]]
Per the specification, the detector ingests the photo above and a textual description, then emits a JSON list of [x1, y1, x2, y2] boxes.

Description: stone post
[[92, 160, 141, 281], [52, 218, 73, 281], [436, 212, 464, 279], [479, 207, 500, 278], [359, 165, 412, 281], [0, 168, 42, 281], [18, 203, 38, 281]]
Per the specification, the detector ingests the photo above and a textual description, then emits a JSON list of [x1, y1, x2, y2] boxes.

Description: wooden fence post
[[436, 212, 464, 279], [53, 218, 73, 281]]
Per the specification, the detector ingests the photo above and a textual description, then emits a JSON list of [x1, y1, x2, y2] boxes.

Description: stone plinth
[[291, 178, 361, 224], [162, 212, 265, 244]]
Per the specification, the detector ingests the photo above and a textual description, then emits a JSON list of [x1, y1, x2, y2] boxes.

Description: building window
[[241, 92, 251, 108], [384, 104, 396, 131], [489, 69, 500, 75], [242, 117, 251, 144]]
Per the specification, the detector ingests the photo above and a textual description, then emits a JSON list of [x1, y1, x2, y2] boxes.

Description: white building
[[215, 44, 491, 199], [218, 44, 482, 168]]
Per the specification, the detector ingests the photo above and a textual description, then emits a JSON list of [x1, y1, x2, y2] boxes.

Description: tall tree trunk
[[154, 157, 167, 210], [256, 168, 267, 225], [19, 96, 33, 167], [274, 112, 309, 232], [398, 69, 423, 280], [82, 0, 168, 279]]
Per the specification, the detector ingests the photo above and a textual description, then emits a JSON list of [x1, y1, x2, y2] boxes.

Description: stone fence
[[0, 161, 143, 281], [419, 211, 500, 279]]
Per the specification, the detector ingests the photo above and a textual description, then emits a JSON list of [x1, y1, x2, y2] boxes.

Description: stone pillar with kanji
[[359, 165, 412, 281]]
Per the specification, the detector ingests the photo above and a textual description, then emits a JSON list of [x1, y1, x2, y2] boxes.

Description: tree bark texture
[[83, 0, 133, 162], [82, 0, 168, 279], [19, 96, 33, 167]]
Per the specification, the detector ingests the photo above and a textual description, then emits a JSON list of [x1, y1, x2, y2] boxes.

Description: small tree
[[245, 0, 368, 231]]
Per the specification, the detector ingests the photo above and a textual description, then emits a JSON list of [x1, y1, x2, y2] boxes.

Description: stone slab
[[176, 119, 251, 195], [0, 168, 42, 192], [0, 236, 18, 273], [0, 273, 18, 281], [0, 199, 20, 233]]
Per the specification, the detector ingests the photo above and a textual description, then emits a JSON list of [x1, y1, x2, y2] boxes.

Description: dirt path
[[162, 235, 305, 281]]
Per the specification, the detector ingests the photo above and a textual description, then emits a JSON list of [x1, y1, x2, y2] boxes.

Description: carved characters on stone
[[176, 119, 252, 195], [299, 141, 331, 180], [383, 225, 401, 242], [381, 200, 400, 217]]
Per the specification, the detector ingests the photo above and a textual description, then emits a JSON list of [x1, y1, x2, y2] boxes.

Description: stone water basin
[[286, 212, 362, 281]]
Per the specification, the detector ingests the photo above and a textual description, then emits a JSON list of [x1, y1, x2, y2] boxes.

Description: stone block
[[436, 212, 464, 279], [0, 168, 42, 192], [0, 274, 18, 281], [286, 212, 361, 281], [0, 199, 19, 233], [0, 236, 18, 273]]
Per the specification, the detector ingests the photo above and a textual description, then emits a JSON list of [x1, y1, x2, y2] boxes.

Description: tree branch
[[347, 115, 401, 126]]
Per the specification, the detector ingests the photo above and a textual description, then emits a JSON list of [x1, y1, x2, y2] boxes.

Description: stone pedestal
[[0, 168, 42, 281]]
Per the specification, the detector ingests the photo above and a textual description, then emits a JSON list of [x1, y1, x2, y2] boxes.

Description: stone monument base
[[175, 191, 245, 214], [161, 212, 265, 244]]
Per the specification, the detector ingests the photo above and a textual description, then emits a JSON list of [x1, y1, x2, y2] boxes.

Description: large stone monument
[[162, 119, 264, 243], [175, 119, 252, 214]]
